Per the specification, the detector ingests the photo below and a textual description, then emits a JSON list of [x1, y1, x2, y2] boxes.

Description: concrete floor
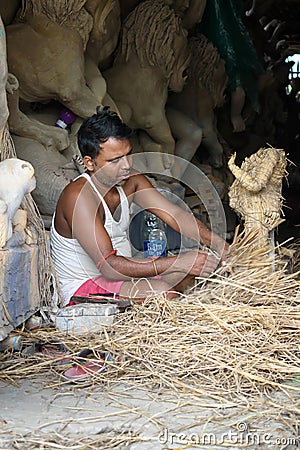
[[0, 376, 299, 449]]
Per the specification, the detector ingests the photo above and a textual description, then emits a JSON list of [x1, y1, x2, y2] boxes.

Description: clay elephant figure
[[167, 35, 228, 174], [104, 0, 190, 175]]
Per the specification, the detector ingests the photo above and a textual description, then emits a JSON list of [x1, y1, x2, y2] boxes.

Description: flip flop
[[61, 348, 115, 383], [22, 339, 71, 365]]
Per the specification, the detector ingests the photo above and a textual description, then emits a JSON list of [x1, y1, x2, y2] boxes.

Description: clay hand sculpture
[[0, 158, 36, 249], [104, 0, 190, 175]]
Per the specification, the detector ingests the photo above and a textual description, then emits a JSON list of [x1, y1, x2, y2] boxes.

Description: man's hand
[[174, 249, 219, 277]]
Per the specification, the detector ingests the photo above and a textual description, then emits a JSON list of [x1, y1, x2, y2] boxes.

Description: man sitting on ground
[[50, 106, 229, 306]]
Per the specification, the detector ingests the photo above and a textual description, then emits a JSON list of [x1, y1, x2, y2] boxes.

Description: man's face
[[85, 137, 133, 188]]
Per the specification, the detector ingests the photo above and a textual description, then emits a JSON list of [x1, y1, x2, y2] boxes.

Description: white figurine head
[[0, 158, 36, 248]]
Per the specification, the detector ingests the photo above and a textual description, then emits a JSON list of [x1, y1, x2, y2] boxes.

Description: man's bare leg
[[119, 272, 196, 304], [119, 278, 179, 303]]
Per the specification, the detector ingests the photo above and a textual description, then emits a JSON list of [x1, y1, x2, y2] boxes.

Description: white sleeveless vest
[[50, 173, 132, 305]]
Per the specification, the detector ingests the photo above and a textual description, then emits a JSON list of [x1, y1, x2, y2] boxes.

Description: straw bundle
[[228, 147, 287, 248], [286, 238, 300, 276]]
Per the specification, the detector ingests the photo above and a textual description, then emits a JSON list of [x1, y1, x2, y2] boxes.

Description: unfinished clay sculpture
[[13, 134, 80, 218], [6, 0, 122, 146], [5, 1, 121, 215], [85, 0, 121, 69], [0, 158, 36, 248], [6, 73, 69, 152], [104, 0, 190, 175], [6, 1, 98, 116], [167, 34, 228, 172]]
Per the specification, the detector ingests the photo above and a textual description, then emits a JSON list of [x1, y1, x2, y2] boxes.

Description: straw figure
[[228, 147, 287, 249]]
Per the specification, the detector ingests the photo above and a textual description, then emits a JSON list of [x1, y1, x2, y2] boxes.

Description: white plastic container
[[51, 304, 119, 334]]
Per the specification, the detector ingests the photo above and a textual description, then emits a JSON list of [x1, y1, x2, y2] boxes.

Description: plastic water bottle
[[143, 211, 167, 258], [55, 108, 77, 129], [148, 228, 167, 258]]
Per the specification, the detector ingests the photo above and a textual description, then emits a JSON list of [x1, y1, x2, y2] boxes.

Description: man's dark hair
[[77, 106, 133, 158]]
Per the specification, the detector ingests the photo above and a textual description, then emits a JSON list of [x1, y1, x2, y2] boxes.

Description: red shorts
[[67, 276, 124, 306]]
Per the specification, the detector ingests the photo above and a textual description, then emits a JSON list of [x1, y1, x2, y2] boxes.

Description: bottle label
[[144, 239, 167, 258], [55, 119, 68, 129]]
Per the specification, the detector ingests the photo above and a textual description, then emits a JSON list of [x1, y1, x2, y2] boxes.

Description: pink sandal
[[61, 348, 114, 382]]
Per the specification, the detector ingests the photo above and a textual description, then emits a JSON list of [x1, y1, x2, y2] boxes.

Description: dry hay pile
[[98, 231, 300, 399], [1, 230, 300, 404]]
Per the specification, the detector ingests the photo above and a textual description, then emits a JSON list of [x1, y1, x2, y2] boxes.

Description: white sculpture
[[0, 158, 36, 249]]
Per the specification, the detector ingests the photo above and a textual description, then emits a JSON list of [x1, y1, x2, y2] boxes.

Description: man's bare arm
[[132, 174, 229, 258]]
